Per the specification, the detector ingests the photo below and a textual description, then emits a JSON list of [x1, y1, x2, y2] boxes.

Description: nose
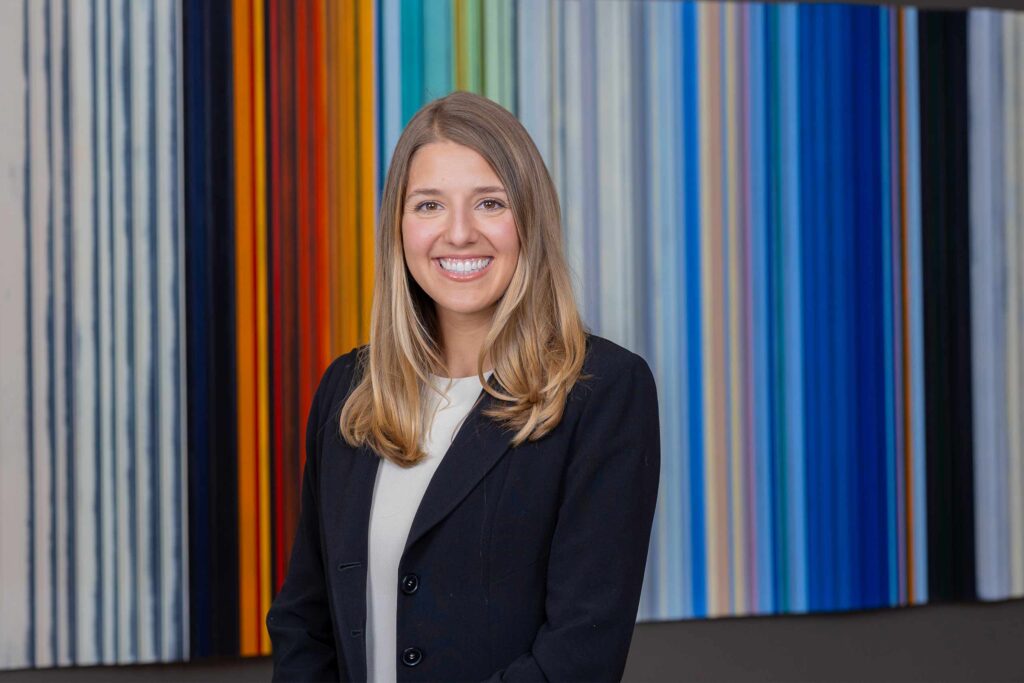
[[444, 202, 478, 246]]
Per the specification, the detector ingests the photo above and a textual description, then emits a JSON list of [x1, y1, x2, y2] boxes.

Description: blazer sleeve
[[485, 352, 661, 682], [267, 358, 345, 682]]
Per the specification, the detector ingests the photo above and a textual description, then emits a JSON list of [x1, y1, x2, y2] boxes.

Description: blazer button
[[401, 647, 423, 667], [400, 573, 419, 595]]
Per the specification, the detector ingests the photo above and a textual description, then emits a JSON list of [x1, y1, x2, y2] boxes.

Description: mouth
[[433, 256, 494, 281]]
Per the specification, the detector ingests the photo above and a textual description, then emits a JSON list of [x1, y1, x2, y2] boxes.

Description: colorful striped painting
[[0, 0, 1022, 670]]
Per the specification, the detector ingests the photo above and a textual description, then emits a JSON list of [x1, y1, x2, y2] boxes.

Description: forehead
[[406, 140, 502, 191]]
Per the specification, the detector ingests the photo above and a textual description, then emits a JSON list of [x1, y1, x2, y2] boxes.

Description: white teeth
[[439, 257, 492, 274]]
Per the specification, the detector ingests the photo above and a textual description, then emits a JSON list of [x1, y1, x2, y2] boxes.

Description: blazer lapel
[[402, 384, 514, 557]]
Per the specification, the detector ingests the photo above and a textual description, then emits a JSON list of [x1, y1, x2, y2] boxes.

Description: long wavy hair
[[339, 90, 588, 467]]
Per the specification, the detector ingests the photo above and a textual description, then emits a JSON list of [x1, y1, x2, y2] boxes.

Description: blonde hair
[[339, 90, 588, 467]]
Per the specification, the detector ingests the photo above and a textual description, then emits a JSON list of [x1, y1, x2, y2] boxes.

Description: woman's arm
[[267, 359, 345, 682], [485, 352, 661, 682]]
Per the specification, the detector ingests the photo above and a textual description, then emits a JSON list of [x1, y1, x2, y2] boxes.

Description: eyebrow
[[406, 185, 507, 199]]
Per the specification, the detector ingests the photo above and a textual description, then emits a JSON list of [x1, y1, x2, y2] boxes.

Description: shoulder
[[574, 333, 657, 404], [580, 333, 654, 384], [311, 343, 369, 428]]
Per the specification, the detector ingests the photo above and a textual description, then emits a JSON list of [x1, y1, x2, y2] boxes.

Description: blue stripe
[[399, 0, 423, 125], [903, 8, 928, 602], [422, 0, 451, 100], [681, 0, 706, 618], [878, 7, 898, 607], [748, 2, 773, 614], [779, 4, 806, 612]]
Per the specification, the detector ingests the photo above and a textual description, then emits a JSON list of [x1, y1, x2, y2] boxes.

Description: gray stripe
[[23, 0, 37, 667], [89, 0, 103, 662], [145, 0, 162, 655], [120, 0, 138, 661], [168, 0, 183, 659], [579, 2, 599, 327], [105, 0, 118, 658], [44, 0, 58, 663]]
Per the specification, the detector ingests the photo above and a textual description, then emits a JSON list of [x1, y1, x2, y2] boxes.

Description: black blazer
[[267, 333, 661, 682]]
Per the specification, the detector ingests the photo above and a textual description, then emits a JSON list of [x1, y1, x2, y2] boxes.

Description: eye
[[479, 198, 506, 212], [414, 200, 442, 213]]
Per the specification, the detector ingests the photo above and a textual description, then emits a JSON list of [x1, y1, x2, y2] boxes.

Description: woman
[[267, 90, 660, 682]]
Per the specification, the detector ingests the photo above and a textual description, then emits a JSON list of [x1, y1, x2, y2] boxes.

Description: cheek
[[401, 221, 430, 262], [495, 218, 520, 256]]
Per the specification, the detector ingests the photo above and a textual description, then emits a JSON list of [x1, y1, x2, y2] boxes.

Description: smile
[[434, 256, 493, 281]]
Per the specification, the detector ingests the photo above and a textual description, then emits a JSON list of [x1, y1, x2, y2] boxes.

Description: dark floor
[[5, 598, 1023, 682]]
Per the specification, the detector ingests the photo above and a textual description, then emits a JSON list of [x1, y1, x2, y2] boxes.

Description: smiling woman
[[266, 90, 661, 683]]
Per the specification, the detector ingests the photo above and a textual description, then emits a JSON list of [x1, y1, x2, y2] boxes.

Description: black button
[[401, 647, 423, 667], [400, 573, 419, 595]]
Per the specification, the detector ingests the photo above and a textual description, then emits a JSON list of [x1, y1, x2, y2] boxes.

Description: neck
[[436, 306, 494, 378]]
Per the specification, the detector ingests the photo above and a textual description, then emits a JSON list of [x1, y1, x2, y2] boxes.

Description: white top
[[365, 370, 493, 683]]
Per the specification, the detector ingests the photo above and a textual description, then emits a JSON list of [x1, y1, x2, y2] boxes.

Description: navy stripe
[[168, 0, 183, 658], [23, 0, 37, 666], [44, 0, 58, 662], [89, 0, 103, 661], [145, 0, 162, 656], [60, 0, 77, 660], [120, 0, 138, 660]]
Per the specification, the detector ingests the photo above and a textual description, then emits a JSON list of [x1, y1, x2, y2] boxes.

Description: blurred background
[[0, 0, 1022, 678]]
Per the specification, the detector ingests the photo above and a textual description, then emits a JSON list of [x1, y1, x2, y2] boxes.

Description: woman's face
[[402, 140, 520, 328]]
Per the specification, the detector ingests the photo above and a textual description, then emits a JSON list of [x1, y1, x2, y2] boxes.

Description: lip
[[433, 256, 494, 282]]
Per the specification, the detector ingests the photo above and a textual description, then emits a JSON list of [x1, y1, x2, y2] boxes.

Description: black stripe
[[918, 10, 976, 602]]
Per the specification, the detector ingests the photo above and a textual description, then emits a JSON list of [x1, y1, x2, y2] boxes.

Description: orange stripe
[[339, 2, 360, 353], [358, 0, 376, 343], [232, 0, 260, 656], [326, 1, 342, 355], [252, 0, 272, 654], [312, 0, 331, 372], [295, 0, 314, 468]]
